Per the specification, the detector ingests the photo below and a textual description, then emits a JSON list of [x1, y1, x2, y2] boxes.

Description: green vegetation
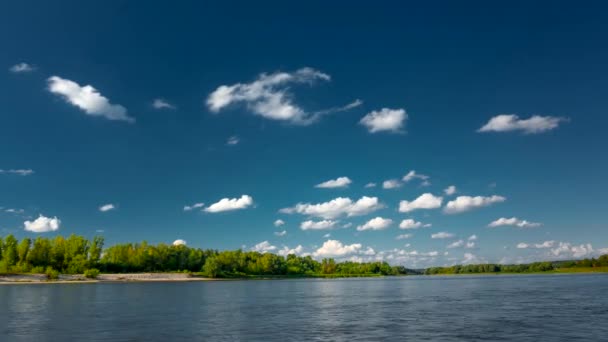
[[0, 234, 411, 278], [1, 234, 607, 279], [425, 255, 608, 275]]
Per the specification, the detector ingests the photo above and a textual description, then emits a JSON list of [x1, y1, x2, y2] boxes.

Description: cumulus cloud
[[274, 219, 285, 227], [47, 76, 134, 123], [444, 185, 457, 196], [280, 196, 383, 219], [357, 217, 392, 231], [468, 234, 477, 241], [550, 242, 596, 258], [226, 136, 240, 145], [517, 242, 529, 249], [173, 239, 187, 246], [207, 68, 359, 125], [9, 62, 35, 73], [278, 245, 304, 256], [447, 240, 464, 248], [251, 241, 277, 253], [24, 215, 61, 233], [274, 230, 287, 237], [399, 193, 443, 213], [359, 108, 407, 133], [315, 177, 352, 189], [399, 219, 430, 230], [382, 179, 402, 189], [99, 204, 115, 212], [444, 195, 505, 214], [488, 217, 541, 228], [396, 234, 413, 240], [300, 220, 338, 230], [204, 195, 253, 213], [462, 252, 484, 264], [0, 169, 34, 176], [312, 240, 362, 258], [478, 114, 566, 134], [184, 202, 205, 211], [431, 232, 454, 239], [364, 182, 377, 188], [152, 98, 176, 110], [402, 170, 429, 183]]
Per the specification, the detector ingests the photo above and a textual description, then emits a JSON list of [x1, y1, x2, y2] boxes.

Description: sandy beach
[[0, 273, 216, 284]]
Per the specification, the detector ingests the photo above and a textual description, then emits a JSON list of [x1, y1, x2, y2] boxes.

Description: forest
[[0, 234, 410, 278], [1, 234, 606, 279]]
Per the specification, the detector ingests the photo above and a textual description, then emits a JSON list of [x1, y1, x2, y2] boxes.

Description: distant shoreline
[[2, 269, 607, 285]]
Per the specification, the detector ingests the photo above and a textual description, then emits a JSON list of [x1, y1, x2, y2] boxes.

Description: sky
[[1, 1, 607, 267]]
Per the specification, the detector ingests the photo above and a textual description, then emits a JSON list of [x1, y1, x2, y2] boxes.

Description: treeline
[[425, 254, 608, 275], [0, 234, 410, 277]]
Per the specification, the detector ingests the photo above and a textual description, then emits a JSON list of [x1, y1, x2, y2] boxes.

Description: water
[[1, 274, 607, 341]]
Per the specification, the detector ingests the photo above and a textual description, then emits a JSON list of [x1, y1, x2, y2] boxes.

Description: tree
[[2, 235, 18, 267], [17, 238, 31, 268]]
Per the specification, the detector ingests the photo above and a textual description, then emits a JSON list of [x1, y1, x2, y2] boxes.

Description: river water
[[1, 274, 607, 341]]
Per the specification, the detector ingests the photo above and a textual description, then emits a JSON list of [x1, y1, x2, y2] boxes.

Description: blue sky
[[1, 1, 607, 267]]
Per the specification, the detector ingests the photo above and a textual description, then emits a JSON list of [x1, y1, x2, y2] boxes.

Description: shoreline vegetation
[[1, 234, 607, 284]]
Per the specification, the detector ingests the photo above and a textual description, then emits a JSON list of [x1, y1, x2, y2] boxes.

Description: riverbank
[[0, 273, 217, 284]]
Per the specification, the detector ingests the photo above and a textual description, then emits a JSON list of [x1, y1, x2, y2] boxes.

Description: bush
[[84, 268, 100, 279], [30, 266, 45, 274], [45, 267, 59, 280]]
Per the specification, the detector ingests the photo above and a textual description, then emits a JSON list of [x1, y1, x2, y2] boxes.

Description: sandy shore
[[0, 273, 216, 284]]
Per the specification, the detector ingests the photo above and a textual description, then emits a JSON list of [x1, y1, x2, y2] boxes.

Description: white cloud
[[4, 208, 25, 214], [226, 136, 240, 145], [399, 193, 443, 213], [313, 240, 362, 258], [9, 62, 35, 73], [323, 233, 331, 238], [173, 239, 187, 246], [431, 232, 454, 239], [0, 169, 34, 176], [342, 222, 353, 228], [550, 242, 596, 258], [382, 179, 402, 189], [462, 252, 484, 264], [357, 217, 392, 231], [207, 68, 358, 125], [184, 202, 205, 211], [478, 114, 566, 134], [447, 240, 464, 248], [364, 182, 377, 188], [488, 217, 541, 228], [24, 215, 61, 233], [315, 176, 352, 189], [468, 234, 477, 241], [251, 241, 277, 253], [399, 219, 429, 230], [466, 241, 476, 249], [280, 196, 383, 219], [359, 108, 407, 133], [444, 185, 457, 196], [300, 220, 338, 230], [278, 245, 304, 256], [274, 219, 285, 227], [444, 195, 505, 214], [402, 170, 429, 183], [47, 76, 134, 123], [517, 242, 530, 249], [204, 195, 253, 213], [152, 98, 176, 110], [535, 240, 555, 249], [274, 230, 287, 237], [99, 204, 115, 212], [396, 234, 413, 240]]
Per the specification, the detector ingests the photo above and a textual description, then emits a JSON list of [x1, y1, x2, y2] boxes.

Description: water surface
[[1, 274, 607, 341]]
